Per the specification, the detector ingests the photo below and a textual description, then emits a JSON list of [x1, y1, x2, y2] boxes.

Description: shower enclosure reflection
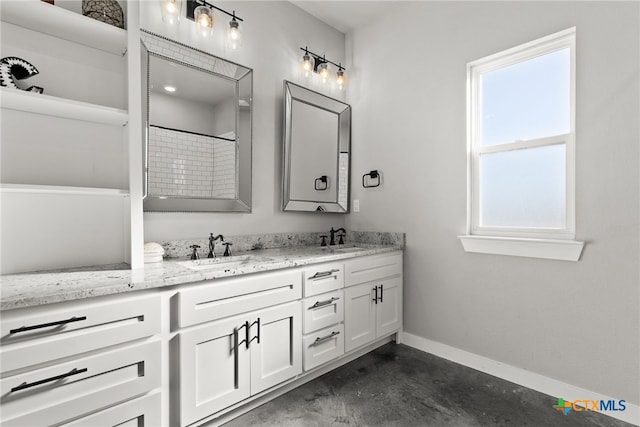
[[141, 31, 252, 212]]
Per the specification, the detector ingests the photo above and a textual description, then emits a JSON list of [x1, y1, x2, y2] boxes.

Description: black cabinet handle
[[248, 318, 260, 347], [10, 316, 87, 334], [309, 297, 340, 309], [372, 286, 378, 304], [233, 328, 240, 388], [379, 284, 384, 303], [235, 321, 249, 349], [310, 269, 339, 280], [313, 331, 340, 346], [11, 368, 87, 392]]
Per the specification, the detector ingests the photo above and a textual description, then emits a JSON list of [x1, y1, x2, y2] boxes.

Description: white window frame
[[459, 28, 584, 261]]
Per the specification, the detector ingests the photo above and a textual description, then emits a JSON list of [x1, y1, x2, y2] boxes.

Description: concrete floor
[[226, 343, 633, 427]]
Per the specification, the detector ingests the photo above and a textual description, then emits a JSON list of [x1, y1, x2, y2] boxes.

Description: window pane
[[481, 48, 570, 146], [480, 144, 566, 228]]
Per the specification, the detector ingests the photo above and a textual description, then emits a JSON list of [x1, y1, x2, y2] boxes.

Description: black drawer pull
[[309, 297, 340, 309], [11, 368, 87, 392], [313, 331, 340, 345], [309, 269, 339, 280], [10, 316, 87, 334]]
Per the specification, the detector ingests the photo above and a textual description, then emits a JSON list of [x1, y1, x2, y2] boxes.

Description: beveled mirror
[[141, 30, 252, 212], [282, 81, 351, 213]]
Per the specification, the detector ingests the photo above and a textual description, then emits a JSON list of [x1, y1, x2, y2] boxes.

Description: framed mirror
[[282, 81, 351, 213], [141, 31, 252, 212]]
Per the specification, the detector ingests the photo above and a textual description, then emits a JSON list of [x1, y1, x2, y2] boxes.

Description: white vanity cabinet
[[176, 271, 302, 426], [344, 253, 403, 352], [0, 293, 162, 426]]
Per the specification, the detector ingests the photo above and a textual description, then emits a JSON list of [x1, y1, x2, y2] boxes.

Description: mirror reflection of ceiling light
[[299, 46, 347, 89], [164, 85, 177, 92]]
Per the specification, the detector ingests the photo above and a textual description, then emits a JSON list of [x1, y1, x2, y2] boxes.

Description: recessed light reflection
[[164, 85, 177, 92]]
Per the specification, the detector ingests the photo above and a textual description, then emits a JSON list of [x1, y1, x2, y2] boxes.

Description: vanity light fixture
[[185, 0, 244, 45], [194, 4, 214, 37], [301, 48, 313, 78], [317, 62, 330, 83], [226, 12, 242, 50], [160, 0, 182, 25], [299, 46, 347, 88], [336, 67, 345, 91]]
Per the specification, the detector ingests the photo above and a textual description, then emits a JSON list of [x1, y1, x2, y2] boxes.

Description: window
[[460, 28, 584, 261]]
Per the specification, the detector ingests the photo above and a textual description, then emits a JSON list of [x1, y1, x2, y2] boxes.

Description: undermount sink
[[178, 255, 270, 271]]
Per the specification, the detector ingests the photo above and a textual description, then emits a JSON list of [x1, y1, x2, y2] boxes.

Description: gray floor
[[226, 343, 633, 427]]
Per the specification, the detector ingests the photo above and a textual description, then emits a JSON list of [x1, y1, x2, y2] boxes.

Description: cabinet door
[[376, 276, 402, 338], [344, 283, 376, 352], [250, 302, 301, 394], [179, 315, 250, 427]]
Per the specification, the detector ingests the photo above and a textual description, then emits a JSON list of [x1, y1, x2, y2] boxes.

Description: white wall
[[141, 1, 348, 241], [346, 1, 639, 405]]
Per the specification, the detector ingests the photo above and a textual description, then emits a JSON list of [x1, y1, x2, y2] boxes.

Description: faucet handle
[[189, 244, 201, 260], [338, 234, 345, 245], [320, 235, 328, 247], [222, 242, 232, 257]]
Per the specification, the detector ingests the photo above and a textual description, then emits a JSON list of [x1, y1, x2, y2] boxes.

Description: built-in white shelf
[[1, 88, 128, 126], [1, 0, 127, 56], [1, 183, 129, 197]]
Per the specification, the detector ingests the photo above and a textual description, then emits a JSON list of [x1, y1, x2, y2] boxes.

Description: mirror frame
[[282, 81, 351, 213], [141, 30, 252, 212]]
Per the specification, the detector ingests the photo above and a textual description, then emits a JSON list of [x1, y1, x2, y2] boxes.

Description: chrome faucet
[[329, 227, 346, 245], [208, 233, 224, 258]]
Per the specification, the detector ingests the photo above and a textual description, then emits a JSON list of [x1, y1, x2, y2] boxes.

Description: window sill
[[458, 235, 584, 261]]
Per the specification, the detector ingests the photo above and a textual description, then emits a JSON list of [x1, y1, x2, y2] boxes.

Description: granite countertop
[[0, 244, 402, 311]]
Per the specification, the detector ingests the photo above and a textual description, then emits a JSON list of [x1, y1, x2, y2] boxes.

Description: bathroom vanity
[[0, 245, 403, 426]]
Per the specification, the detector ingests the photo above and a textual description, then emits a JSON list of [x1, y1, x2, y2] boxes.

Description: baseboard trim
[[402, 332, 639, 426]]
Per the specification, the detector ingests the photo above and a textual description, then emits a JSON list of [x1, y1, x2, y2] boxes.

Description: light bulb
[[226, 17, 242, 50], [318, 62, 330, 83], [336, 69, 345, 90], [301, 54, 313, 78], [161, 0, 181, 24], [194, 5, 213, 37]]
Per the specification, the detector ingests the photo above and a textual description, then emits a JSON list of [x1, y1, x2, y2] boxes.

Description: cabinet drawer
[[303, 290, 343, 334], [302, 262, 344, 297], [344, 253, 402, 286], [1, 293, 160, 373], [63, 392, 161, 427], [303, 324, 344, 371], [1, 340, 161, 427], [178, 270, 301, 328]]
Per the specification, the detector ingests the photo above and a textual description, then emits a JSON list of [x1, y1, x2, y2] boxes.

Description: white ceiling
[[290, 1, 397, 34]]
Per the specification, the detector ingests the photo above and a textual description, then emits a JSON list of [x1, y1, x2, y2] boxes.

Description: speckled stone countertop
[[0, 243, 403, 311]]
